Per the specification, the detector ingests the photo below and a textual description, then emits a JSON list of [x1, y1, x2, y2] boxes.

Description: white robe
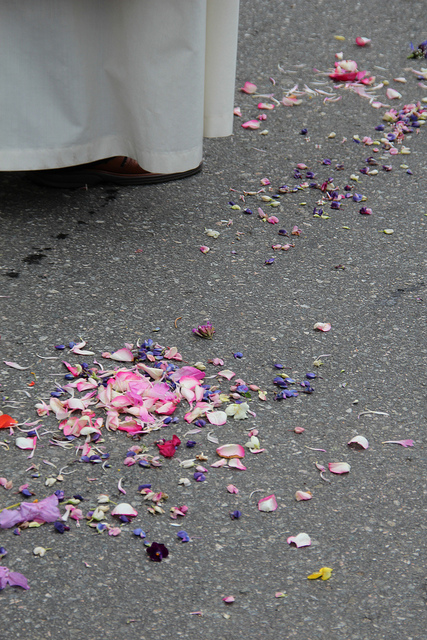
[[0, 0, 239, 173]]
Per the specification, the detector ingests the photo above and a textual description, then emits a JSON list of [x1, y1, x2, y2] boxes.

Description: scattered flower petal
[[257, 494, 278, 512], [287, 532, 311, 547], [382, 439, 414, 448], [328, 462, 350, 474], [348, 435, 369, 449], [307, 567, 333, 580]]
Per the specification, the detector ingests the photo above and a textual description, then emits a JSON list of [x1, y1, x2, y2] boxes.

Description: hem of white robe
[[0, 136, 204, 174], [203, 115, 234, 139]]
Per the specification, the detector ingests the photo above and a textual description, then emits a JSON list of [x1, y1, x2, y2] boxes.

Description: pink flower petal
[[206, 411, 227, 426], [240, 81, 257, 94], [386, 88, 402, 100], [218, 369, 235, 381], [216, 444, 245, 459], [313, 322, 331, 332], [108, 527, 121, 536], [257, 102, 275, 110], [355, 37, 371, 46], [287, 532, 311, 547], [295, 490, 312, 501], [348, 435, 369, 449], [294, 427, 305, 434], [328, 462, 350, 474], [107, 348, 134, 362], [258, 494, 278, 512], [222, 596, 235, 603], [233, 107, 242, 117], [199, 245, 210, 254], [15, 437, 36, 451], [111, 503, 138, 517], [227, 458, 247, 470], [241, 120, 261, 130], [4, 361, 30, 370], [227, 484, 239, 494], [382, 439, 414, 448], [210, 459, 227, 468], [267, 216, 279, 224]]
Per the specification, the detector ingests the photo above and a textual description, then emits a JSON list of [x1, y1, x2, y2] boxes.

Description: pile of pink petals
[[35, 349, 229, 458]]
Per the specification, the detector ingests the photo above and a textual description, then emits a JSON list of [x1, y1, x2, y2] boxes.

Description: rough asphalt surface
[[0, 1, 426, 639]]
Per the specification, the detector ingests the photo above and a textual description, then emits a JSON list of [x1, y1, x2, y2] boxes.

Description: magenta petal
[[241, 120, 260, 130], [258, 494, 278, 512], [240, 81, 257, 94]]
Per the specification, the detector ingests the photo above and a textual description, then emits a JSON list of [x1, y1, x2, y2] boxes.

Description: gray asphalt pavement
[[0, 2, 426, 639]]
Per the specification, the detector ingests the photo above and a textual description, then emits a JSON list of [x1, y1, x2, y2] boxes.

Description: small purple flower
[[186, 440, 197, 448], [53, 521, 69, 534], [359, 167, 368, 175], [193, 472, 206, 482], [147, 542, 169, 562], [344, 184, 352, 191], [375, 125, 385, 131], [177, 530, 190, 542], [322, 158, 332, 165], [306, 373, 316, 379], [278, 229, 288, 236], [406, 169, 413, 175], [300, 128, 308, 135], [265, 258, 275, 265], [139, 459, 150, 468], [20, 489, 33, 498], [192, 322, 215, 340], [73, 494, 84, 501], [243, 208, 253, 215], [236, 384, 249, 393], [233, 352, 243, 359], [359, 207, 373, 215], [313, 207, 323, 216], [163, 417, 172, 425], [274, 363, 284, 369], [306, 171, 315, 179], [55, 344, 66, 350], [293, 170, 302, 179], [330, 201, 340, 210], [230, 510, 242, 520], [13, 529, 21, 536], [133, 528, 146, 538], [0, 547, 7, 558], [138, 484, 152, 491], [194, 419, 206, 428], [353, 193, 363, 202]]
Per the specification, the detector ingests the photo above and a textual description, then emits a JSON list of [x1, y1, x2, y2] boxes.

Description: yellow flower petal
[[307, 566, 333, 580]]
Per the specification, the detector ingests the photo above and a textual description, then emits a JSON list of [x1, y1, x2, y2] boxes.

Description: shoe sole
[[28, 162, 203, 188]]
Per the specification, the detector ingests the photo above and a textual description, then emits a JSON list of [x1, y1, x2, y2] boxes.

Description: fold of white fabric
[[0, 0, 239, 173]]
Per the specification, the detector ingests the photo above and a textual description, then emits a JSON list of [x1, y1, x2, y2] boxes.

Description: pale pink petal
[[241, 120, 260, 129], [3, 361, 30, 370], [108, 527, 121, 536], [355, 37, 371, 46], [233, 107, 242, 117], [382, 439, 414, 448], [386, 88, 402, 100], [295, 490, 312, 501], [287, 532, 311, 547], [267, 216, 279, 224], [210, 459, 227, 468], [206, 411, 227, 426], [209, 358, 224, 366], [260, 177, 271, 185], [227, 484, 239, 494], [218, 369, 235, 381], [258, 102, 275, 110], [216, 444, 245, 459], [228, 458, 247, 470], [111, 503, 138, 517], [348, 435, 369, 449], [106, 348, 134, 362], [15, 437, 36, 450], [240, 81, 257, 94], [313, 322, 331, 332], [328, 462, 350, 474], [118, 478, 126, 495], [199, 245, 210, 254], [294, 427, 305, 434], [222, 596, 235, 603], [315, 462, 326, 472], [258, 494, 278, 512]]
